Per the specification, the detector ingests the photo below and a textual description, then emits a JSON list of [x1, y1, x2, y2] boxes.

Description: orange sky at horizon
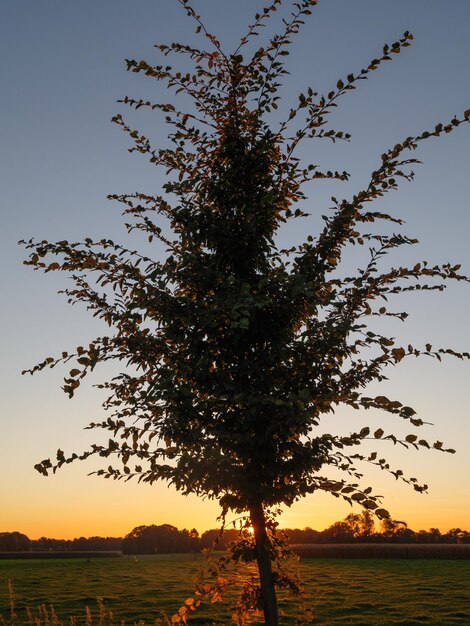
[[3, 468, 469, 540]]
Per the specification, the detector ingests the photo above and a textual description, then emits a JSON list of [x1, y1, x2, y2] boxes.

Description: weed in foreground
[[0, 581, 181, 626]]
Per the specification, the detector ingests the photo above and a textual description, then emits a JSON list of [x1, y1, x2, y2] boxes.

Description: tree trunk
[[250, 503, 279, 626]]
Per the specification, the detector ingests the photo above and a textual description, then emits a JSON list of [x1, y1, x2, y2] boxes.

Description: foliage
[[32, 536, 122, 552], [0, 534, 30, 554], [122, 524, 199, 555], [173, 520, 305, 625], [20, 0, 469, 623], [2, 517, 470, 556]]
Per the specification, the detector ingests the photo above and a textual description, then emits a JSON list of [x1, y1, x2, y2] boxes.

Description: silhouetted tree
[[415, 527, 442, 544], [442, 528, 469, 544], [200, 528, 240, 551], [0, 532, 31, 552], [343, 511, 375, 539], [391, 526, 416, 544], [321, 521, 355, 543], [284, 527, 321, 545], [32, 537, 71, 551], [122, 524, 199, 554], [22, 0, 469, 623], [70, 536, 122, 551]]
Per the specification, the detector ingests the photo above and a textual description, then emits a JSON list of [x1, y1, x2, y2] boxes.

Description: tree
[[122, 524, 199, 554], [343, 511, 375, 539], [0, 531, 31, 552], [321, 520, 354, 544], [200, 527, 240, 551], [21, 1, 469, 623]]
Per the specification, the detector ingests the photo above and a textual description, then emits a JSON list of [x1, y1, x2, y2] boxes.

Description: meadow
[[1, 554, 469, 625]]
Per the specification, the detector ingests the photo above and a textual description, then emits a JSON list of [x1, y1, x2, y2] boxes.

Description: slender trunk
[[250, 503, 279, 626]]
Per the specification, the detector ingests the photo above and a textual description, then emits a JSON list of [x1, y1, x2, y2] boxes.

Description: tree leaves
[[21, 0, 469, 594], [391, 347, 406, 362]]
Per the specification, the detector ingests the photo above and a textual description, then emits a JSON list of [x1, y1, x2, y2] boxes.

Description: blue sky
[[1, 0, 469, 537]]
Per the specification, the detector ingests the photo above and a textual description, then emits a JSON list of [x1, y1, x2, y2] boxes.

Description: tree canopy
[[122, 524, 199, 554], [21, 1, 469, 623]]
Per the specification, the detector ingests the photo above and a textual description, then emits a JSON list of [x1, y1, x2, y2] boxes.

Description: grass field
[[1, 555, 469, 624]]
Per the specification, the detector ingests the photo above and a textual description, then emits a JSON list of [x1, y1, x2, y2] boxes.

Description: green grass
[[1, 555, 469, 624], [296, 558, 470, 624]]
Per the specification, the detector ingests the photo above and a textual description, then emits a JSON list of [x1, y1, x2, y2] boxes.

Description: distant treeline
[[2, 513, 469, 554]]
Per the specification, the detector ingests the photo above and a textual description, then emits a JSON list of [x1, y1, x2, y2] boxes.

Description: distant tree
[[321, 521, 355, 543], [415, 527, 442, 544], [428, 527, 442, 543], [70, 536, 122, 551], [358, 511, 375, 539], [392, 526, 416, 544], [283, 527, 321, 545], [380, 517, 404, 539], [200, 528, 240, 551], [122, 524, 199, 554], [298, 527, 321, 544], [29, 535, 121, 552], [319, 512, 375, 543], [32, 537, 70, 551], [0, 532, 30, 552], [188, 528, 199, 541], [22, 0, 469, 623], [443, 528, 469, 544], [343, 511, 375, 539]]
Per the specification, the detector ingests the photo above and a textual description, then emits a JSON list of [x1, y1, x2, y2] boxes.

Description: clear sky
[[1, 0, 469, 540]]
